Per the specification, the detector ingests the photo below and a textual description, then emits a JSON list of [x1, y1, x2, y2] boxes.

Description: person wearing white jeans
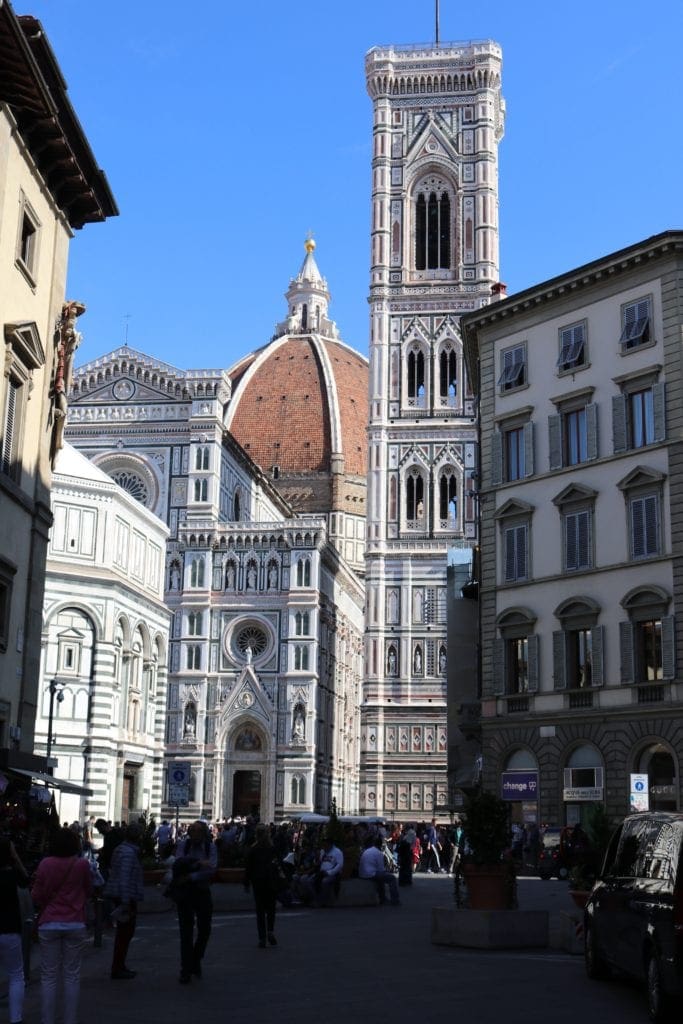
[[38, 926, 87, 1024], [0, 932, 24, 1024]]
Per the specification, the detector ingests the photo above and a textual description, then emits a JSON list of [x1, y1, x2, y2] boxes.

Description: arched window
[[294, 645, 309, 671], [190, 558, 205, 588], [439, 471, 457, 528], [389, 476, 397, 520], [188, 611, 203, 636], [302, 304, 308, 331], [187, 645, 201, 670], [295, 611, 310, 636], [407, 349, 425, 407], [296, 558, 311, 587], [194, 479, 208, 502], [233, 491, 241, 521], [195, 447, 209, 470], [291, 775, 306, 804], [406, 471, 424, 525], [440, 347, 457, 407], [415, 189, 451, 270]]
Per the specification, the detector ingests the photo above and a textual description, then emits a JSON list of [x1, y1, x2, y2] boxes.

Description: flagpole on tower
[[435, 0, 440, 47]]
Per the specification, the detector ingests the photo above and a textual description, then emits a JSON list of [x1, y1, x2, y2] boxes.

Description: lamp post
[[46, 678, 65, 764]]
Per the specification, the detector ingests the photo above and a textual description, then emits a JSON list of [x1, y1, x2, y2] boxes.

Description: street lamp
[[46, 678, 65, 764]]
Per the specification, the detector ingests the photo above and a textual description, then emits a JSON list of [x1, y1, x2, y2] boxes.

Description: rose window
[[235, 625, 268, 658], [110, 470, 150, 506]]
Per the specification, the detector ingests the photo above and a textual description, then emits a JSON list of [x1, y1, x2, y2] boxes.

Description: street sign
[[168, 762, 190, 786], [169, 784, 189, 806], [630, 773, 649, 812]]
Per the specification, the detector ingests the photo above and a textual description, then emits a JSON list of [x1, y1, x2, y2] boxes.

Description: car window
[[614, 823, 646, 877], [642, 822, 679, 884], [601, 824, 623, 876]]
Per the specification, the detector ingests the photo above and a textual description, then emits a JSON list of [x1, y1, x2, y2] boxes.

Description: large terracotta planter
[[463, 864, 511, 910]]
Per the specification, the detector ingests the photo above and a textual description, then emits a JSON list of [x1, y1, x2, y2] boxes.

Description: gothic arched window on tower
[[195, 446, 209, 470], [439, 470, 458, 530], [296, 557, 311, 587], [407, 348, 425, 409], [193, 478, 208, 502], [233, 490, 241, 522], [439, 347, 457, 408], [190, 557, 205, 588], [415, 187, 451, 271], [301, 304, 308, 331], [406, 471, 425, 529]]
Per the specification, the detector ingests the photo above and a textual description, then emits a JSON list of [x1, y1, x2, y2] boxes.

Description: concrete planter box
[[431, 907, 548, 949]]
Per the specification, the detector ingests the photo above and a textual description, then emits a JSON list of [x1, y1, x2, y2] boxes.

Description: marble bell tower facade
[[361, 39, 505, 817]]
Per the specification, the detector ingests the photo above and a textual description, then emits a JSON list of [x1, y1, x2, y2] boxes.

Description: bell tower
[[361, 39, 505, 817]]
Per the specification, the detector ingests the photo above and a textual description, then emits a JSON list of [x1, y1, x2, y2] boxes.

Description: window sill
[[619, 338, 656, 357], [14, 257, 37, 291]]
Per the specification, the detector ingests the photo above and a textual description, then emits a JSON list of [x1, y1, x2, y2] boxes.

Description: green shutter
[[662, 615, 675, 680], [493, 639, 506, 695], [527, 634, 539, 693], [653, 382, 666, 443], [612, 394, 627, 453], [619, 620, 635, 683], [524, 421, 534, 477], [586, 403, 598, 461], [548, 414, 562, 470], [553, 630, 567, 690], [491, 430, 502, 486], [591, 625, 604, 686]]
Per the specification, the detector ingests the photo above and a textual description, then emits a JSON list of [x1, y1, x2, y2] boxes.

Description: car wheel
[[646, 950, 671, 1023], [584, 923, 607, 980]]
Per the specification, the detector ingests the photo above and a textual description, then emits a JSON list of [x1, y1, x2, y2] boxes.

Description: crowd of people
[[0, 810, 517, 1018]]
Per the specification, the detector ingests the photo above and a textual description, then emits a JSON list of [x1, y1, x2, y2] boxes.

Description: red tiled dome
[[226, 335, 368, 510]]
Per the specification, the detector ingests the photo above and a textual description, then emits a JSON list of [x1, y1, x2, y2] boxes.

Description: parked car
[[584, 811, 683, 1022]]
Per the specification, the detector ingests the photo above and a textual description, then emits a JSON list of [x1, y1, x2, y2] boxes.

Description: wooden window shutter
[[591, 624, 605, 686], [548, 413, 562, 470], [1, 380, 17, 476], [493, 639, 506, 695], [491, 430, 502, 486], [586, 403, 598, 461], [577, 509, 591, 569], [527, 634, 539, 692], [523, 421, 534, 477], [552, 630, 567, 690], [516, 524, 528, 580], [565, 512, 578, 571], [612, 394, 627, 453], [662, 615, 675, 679], [619, 620, 635, 683], [652, 382, 666, 442]]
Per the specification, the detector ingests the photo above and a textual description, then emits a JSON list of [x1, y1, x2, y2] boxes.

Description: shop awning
[[8, 767, 93, 796]]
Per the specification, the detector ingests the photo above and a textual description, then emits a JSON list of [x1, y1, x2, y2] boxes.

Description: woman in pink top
[[31, 829, 92, 1024]]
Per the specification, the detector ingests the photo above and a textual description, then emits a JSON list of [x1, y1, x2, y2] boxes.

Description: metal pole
[[435, 0, 440, 46], [46, 679, 56, 763]]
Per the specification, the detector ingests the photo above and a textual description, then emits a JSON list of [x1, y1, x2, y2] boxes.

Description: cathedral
[[38, 36, 505, 824]]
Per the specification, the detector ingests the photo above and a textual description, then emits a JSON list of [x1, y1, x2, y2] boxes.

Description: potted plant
[[461, 790, 514, 910]]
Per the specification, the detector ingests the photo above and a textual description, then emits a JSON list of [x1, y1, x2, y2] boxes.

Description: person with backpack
[[170, 820, 217, 984]]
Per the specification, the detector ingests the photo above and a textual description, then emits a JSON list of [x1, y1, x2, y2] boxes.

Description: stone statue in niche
[[292, 706, 305, 743], [183, 703, 196, 738], [387, 648, 397, 676], [268, 564, 278, 589], [413, 646, 422, 674], [247, 565, 257, 589], [225, 563, 236, 589], [169, 564, 181, 591], [439, 647, 447, 674]]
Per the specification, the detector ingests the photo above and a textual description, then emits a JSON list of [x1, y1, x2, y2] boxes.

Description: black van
[[584, 811, 683, 1021]]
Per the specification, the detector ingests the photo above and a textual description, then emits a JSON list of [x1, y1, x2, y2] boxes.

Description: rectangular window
[[637, 619, 663, 681], [504, 426, 525, 481], [15, 196, 40, 282], [187, 645, 201, 670], [564, 509, 592, 571], [564, 407, 587, 465], [504, 524, 528, 582], [568, 628, 593, 688], [507, 637, 529, 693], [498, 344, 527, 392], [629, 388, 655, 448], [630, 494, 660, 559], [557, 322, 586, 372], [620, 297, 651, 351]]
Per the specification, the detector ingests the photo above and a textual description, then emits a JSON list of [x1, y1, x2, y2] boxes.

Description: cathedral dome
[[225, 241, 368, 516]]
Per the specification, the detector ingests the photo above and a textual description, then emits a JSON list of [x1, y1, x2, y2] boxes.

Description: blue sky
[[22, 0, 683, 371]]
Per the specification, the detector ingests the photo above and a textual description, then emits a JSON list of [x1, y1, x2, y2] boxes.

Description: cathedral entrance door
[[233, 770, 261, 818]]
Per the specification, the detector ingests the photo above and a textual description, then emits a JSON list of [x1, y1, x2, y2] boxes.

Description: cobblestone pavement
[[11, 876, 648, 1024]]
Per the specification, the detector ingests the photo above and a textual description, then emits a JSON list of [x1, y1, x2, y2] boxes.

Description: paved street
[[11, 876, 652, 1024]]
